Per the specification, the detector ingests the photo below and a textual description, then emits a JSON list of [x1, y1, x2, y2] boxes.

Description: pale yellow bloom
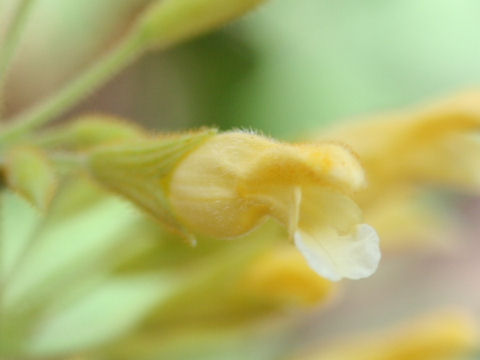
[[88, 130, 381, 281], [294, 309, 478, 360], [167, 131, 380, 281]]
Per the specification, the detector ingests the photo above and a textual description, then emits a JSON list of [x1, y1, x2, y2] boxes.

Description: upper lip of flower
[[238, 141, 366, 195]]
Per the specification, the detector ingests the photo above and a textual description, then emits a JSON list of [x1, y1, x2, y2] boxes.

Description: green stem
[[0, 29, 147, 144], [0, 0, 36, 118]]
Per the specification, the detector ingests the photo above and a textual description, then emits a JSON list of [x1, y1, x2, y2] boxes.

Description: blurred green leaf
[[0, 188, 165, 357], [0, 190, 42, 283], [138, 0, 268, 50], [26, 274, 176, 357], [4, 146, 57, 210], [37, 114, 145, 151], [1, 196, 139, 309]]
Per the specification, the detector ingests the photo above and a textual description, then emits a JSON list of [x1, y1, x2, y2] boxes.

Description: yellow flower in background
[[318, 91, 480, 193], [88, 130, 381, 281], [294, 309, 478, 360], [315, 92, 480, 247], [239, 245, 336, 307]]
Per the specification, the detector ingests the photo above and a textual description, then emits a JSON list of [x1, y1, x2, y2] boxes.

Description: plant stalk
[[0, 29, 147, 144], [0, 0, 36, 118]]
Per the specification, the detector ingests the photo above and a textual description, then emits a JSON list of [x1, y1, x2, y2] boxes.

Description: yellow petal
[[298, 187, 364, 235], [167, 132, 272, 238], [242, 141, 365, 193], [404, 132, 480, 191]]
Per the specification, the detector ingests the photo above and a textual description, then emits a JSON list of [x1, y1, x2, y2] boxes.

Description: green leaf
[[0, 191, 42, 284], [100, 317, 290, 360], [4, 146, 57, 210], [0, 187, 169, 358], [1, 196, 140, 310], [25, 275, 177, 357], [37, 114, 146, 151]]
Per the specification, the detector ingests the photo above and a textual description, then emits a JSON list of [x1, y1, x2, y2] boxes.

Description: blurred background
[[4, 0, 480, 137], [1, 0, 480, 359]]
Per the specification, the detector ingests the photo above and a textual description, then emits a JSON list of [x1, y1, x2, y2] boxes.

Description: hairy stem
[[0, 29, 147, 144]]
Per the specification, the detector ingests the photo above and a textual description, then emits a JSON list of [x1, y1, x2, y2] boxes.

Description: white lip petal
[[294, 223, 381, 281]]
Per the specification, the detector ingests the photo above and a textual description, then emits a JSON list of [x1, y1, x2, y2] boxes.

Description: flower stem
[[0, 29, 147, 144], [0, 0, 36, 118]]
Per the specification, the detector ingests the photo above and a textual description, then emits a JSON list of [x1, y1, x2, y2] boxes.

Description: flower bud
[[138, 0, 268, 50]]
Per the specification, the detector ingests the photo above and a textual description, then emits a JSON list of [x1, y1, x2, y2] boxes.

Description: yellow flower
[[239, 245, 336, 307], [318, 92, 480, 194], [167, 131, 380, 281], [294, 309, 478, 360], [88, 130, 381, 281]]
